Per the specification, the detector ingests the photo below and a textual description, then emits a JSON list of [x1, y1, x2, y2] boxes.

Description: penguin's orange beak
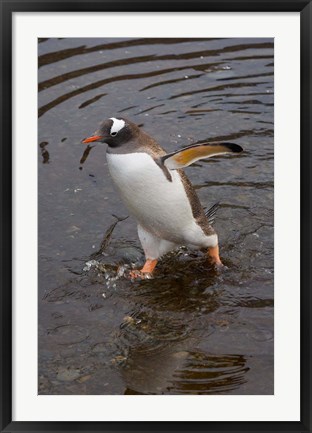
[[82, 135, 103, 144]]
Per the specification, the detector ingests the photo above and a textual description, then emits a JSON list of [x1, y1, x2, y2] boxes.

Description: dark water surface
[[38, 37, 274, 395]]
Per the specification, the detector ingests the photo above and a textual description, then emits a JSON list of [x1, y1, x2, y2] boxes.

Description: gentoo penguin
[[82, 117, 243, 277]]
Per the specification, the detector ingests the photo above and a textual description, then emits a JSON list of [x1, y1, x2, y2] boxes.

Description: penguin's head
[[82, 117, 138, 148]]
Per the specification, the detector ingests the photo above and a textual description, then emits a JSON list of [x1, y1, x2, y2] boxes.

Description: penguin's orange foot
[[141, 259, 158, 273], [129, 270, 151, 280], [129, 269, 144, 279], [208, 245, 224, 267], [129, 259, 158, 279]]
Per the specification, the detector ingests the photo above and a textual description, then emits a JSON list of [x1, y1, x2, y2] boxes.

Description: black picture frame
[[1, 0, 311, 432]]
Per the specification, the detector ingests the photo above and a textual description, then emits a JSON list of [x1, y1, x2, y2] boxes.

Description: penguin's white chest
[[106, 152, 196, 241]]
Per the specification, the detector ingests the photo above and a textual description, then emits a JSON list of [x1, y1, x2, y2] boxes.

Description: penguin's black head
[[82, 117, 138, 148]]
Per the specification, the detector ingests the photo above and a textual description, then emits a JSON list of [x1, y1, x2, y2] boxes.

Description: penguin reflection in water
[[82, 117, 243, 278]]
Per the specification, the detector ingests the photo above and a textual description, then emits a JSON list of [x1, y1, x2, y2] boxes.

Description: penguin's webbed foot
[[213, 261, 228, 271], [129, 259, 158, 280], [207, 245, 227, 269], [129, 269, 153, 280]]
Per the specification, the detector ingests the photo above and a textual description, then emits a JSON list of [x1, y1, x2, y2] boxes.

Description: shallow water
[[38, 37, 274, 395]]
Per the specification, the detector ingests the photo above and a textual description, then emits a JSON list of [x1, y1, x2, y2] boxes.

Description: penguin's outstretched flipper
[[161, 142, 243, 170]]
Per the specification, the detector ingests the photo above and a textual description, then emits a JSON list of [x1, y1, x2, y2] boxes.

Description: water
[[38, 37, 274, 395]]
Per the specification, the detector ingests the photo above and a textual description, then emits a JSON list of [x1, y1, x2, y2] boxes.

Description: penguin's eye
[[110, 131, 117, 137]]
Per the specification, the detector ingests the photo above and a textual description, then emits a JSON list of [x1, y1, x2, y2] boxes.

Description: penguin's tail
[[205, 202, 220, 225]]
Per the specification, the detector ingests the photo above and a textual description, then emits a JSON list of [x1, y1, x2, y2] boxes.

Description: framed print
[[1, 0, 311, 432]]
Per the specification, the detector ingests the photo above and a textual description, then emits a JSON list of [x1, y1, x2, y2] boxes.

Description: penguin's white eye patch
[[109, 117, 125, 136]]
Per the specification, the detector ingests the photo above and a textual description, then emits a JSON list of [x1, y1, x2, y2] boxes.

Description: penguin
[[82, 117, 243, 277]]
